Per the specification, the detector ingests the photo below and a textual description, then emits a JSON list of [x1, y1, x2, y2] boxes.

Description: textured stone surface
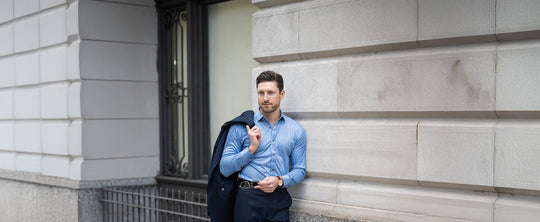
[[14, 17, 39, 52], [14, 86, 40, 118], [81, 156, 159, 180], [418, 0, 495, 41], [297, 119, 417, 180], [299, 0, 417, 58], [14, 121, 41, 153], [496, 40, 540, 111], [82, 119, 159, 158], [0, 0, 14, 23], [15, 52, 39, 86], [81, 80, 158, 119], [337, 181, 497, 222], [254, 59, 339, 113], [0, 172, 155, 221], [290, 210, 361, 222], [79, 0, 157, 44], [0, 177, 77, 222], [40, 82, 69, 118], [252, 0, 302, 8], [0, 121, 14, 151], [495, 120, 540, 190], [39, 8, 67, 46], [337, 44, 496, 112], [80, 40, 157, 81], [292, 192, 485, 222], [68, 120, 82, 157], [0, 89, 13, 119], [289, 177, 338, 204], [40, 45, 67, 83], [0, 151, 15, 170], [68, 81, 81, 118], [496, 0, 540, 35], [14, 0, 39, 18], [495, 194, 540, 222], [15, 153, 42, 173], [42, 155, 70, 178], [418, 119, 495, 186], [0, 24, 13, 56], [41, 121, 69, 155], [66, 42, 80, 80], [0, 57, 15, 88], [252, 4, 300, 62], [40, 0, 66, 9]]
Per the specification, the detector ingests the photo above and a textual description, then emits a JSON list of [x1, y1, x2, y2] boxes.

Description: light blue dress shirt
[[219, 110, 306, 188]]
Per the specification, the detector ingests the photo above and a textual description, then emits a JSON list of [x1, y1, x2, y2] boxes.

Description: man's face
[[257, 81, 284, 115]]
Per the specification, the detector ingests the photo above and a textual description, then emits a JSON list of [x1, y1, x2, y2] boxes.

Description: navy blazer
[[207, 110, 255, 222]]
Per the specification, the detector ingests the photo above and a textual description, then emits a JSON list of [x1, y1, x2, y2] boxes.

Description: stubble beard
[[259, 103, 279, 115]]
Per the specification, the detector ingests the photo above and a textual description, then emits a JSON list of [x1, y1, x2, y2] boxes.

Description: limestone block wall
[[0, 0, 158, 181], [252, 0, 540, 221], [0, 0, 158, 220]]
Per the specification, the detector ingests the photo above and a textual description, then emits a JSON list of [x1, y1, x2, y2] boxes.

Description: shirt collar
[[255, 108, 284, 123]]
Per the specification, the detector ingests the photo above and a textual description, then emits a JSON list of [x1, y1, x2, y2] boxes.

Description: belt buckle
[[239, 180, 258, 189]]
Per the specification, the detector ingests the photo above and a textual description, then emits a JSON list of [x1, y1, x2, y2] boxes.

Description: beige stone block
[[337, 44, 496, 112], [418, 119, 495, 186], [495, 194, 540, 222], [337, 181, 497, 222], [253, 59, 338, 113], [418, 0, 495, 42], [299, 0, 417, 58], [496, 0, 540, 36], [297, 119, 417, 180], [252, 0, 301, 8], [292, 198, 474, 222], [496, 40, 540, 111], [495, 120, 540, 190], [288, 177, 337, 203], [252, 4, 300, 62]]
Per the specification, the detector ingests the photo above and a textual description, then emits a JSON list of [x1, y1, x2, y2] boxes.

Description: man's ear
[[280, 90, 285, 99]]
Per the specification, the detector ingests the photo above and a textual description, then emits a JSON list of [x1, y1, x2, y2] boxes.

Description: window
[[156, 0, 256, 182]]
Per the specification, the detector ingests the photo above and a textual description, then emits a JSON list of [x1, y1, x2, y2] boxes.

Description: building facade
[[1, 0, 540, 221]]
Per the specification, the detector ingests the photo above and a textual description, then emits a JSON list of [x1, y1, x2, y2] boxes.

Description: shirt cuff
[[282, 174, 291, 188]]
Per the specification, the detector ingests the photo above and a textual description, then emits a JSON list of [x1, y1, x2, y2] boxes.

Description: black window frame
[[156, 0, 229, 183]]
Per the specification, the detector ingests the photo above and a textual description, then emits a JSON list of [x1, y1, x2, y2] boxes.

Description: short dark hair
[[256, 70, 283, 92]]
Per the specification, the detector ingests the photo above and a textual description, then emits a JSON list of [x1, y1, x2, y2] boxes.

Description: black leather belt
[[238, 178, 258, 188]]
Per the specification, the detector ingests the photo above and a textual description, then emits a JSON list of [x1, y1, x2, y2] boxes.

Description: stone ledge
[[0, 168, 156, 190]]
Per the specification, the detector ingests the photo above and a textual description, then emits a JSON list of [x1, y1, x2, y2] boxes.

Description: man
[[220, 70, 306, 221]]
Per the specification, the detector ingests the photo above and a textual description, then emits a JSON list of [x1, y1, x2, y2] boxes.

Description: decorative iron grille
[[102, 185, 209, 222]]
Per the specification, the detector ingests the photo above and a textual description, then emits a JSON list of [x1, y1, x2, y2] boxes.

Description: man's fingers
[[246, 125, 251, 131]]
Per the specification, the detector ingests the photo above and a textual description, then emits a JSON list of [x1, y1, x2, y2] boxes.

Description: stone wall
[[251, 0, 540, 221], [0, 0, 158, 220]]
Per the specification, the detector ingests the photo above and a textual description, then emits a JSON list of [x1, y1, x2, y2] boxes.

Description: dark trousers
[[233, 186, 292, 222]]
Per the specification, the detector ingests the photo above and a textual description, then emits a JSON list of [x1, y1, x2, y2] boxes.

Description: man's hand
[[254, 176, 279, 193], [246, 125, 261, 154]]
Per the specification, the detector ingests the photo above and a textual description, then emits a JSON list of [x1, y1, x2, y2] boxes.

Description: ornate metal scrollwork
[[164, 82, 188, 104], [165, 155, 188, 177]]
